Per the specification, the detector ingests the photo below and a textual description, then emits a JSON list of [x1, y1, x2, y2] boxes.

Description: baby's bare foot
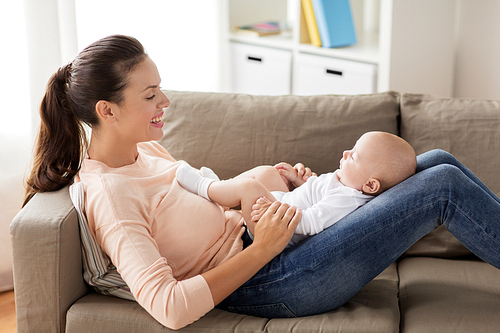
[[251, 197, 273, 222]]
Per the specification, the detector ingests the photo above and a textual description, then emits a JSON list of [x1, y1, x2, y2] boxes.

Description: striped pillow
[[69, 182, 135, 301]]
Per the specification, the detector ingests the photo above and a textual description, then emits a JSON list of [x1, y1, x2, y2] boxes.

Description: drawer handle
[[326, 69, 343, 76], [247, 56, 262, 62]]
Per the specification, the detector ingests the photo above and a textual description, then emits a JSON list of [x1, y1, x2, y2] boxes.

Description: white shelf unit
[[224, 0, 457, 97]]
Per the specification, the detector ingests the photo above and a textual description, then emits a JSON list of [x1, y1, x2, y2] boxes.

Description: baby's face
[[337, 134, 379, 191]]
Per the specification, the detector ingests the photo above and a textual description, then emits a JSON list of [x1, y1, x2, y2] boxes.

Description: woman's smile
[[150, 112, 165, 127]]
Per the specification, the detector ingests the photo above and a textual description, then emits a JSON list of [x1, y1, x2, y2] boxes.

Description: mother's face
[[110, 56, 170, 144]]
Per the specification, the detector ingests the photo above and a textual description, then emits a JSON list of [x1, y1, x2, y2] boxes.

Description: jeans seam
[[227, 303, 298, 318], [236, 277, 286, 291]]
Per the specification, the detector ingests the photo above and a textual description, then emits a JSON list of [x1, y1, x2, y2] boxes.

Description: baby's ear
[[362, 178, 381, 195]]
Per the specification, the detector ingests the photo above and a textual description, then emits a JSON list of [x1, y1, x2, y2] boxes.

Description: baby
[[176, 131, 417, 245]]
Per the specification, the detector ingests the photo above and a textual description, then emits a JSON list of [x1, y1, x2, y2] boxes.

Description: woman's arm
[[202, 201, 302, 305]]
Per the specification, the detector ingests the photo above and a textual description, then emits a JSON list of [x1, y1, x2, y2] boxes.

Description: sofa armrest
[[10, 186, 88, 333]]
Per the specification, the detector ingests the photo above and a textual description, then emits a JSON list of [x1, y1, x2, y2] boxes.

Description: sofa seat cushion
[[399, 257, 500, 333], [66, 264, 400, 333]]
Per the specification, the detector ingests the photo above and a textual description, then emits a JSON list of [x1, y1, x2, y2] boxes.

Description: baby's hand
[[293, 163, 316, 186], [275, 162, 313, 190], [274, 162, 298, 190], [251, 197, 274, 223]]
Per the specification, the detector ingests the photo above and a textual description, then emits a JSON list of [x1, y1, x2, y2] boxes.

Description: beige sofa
[[11, 91, 500, 332]]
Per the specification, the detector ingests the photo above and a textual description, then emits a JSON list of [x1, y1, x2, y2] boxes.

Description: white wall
[[454, 0, 500, 100], [0, 0, 31, 293], [75, 0, 222, 93], [387, 0, 457, 97], [0, 0, 223, 292]]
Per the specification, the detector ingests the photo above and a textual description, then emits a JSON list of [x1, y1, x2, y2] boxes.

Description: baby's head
[[337, 131, 416, 195]]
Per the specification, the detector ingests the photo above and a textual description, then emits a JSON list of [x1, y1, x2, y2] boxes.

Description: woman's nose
[[159, 91, 170, 109]]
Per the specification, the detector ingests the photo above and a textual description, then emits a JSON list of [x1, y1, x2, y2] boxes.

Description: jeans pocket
[[227, 303, 297, 318]]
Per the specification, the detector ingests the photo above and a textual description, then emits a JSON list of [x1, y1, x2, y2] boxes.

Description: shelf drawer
[[294, 53, 377, 95], [230, 42, 292, 95]]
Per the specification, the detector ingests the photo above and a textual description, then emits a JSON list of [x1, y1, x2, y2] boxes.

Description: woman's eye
[[146, 95, 156, 100]]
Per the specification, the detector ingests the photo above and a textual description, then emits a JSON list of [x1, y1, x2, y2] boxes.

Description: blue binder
[[311, 0, 357, 48]]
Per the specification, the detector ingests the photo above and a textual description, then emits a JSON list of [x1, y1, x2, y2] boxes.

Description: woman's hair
[[24, 35, 147, 206]]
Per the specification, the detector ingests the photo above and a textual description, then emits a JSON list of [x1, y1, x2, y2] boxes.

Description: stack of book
[[301, 0, 357, 48], [232, 21, 282, 37]]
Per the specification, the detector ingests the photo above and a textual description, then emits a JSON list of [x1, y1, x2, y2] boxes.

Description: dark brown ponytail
[[24, 35, 146, 206]]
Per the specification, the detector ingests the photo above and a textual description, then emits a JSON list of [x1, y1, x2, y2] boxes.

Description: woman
[[25, 35, 500, 330]]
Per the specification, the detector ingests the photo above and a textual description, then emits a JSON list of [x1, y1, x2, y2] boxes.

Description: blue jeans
[[217, 149, 500, 318]]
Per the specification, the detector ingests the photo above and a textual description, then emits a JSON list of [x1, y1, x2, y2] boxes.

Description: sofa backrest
[[159, 90, 500, 260], [401, 93, 500, 196], [400, 93, 500, 258], [159, 90, 400, 180]]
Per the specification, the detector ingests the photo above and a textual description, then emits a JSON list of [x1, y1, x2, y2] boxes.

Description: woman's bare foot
[[251, 197, 274, 223]]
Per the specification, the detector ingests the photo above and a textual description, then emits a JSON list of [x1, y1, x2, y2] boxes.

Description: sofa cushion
[[400, 93, 500, 194], [66, 263, 400, 333], [400, 93, 500, 258], [69, 182, 134, 301], [398, 257, 500, 333], [160, 91, 400, 180]]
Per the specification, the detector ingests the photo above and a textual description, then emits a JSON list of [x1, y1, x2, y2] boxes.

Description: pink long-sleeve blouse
[[78, 141, 245, 329]]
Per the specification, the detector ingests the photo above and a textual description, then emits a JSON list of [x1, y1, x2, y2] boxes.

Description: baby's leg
[[208, 178, 276, 235], [176, 163, 276, 235], [234, 165, 289, 192], [176, 163, 215, 201], [200, 166, 220, 181]]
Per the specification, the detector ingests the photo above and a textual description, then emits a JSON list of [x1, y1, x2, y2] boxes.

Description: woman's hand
[[251, 200, 302, 258], [202, 199, 301, 306]]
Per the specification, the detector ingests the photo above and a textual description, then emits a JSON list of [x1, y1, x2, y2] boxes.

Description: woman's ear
[[95, 100, 117, 123], [362, 178, 381, 195]]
